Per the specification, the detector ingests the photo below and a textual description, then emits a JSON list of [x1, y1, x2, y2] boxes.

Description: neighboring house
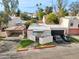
[[8, 15, 26, 27], [5, 15, 26, 38], [61, 16, 79, 35], [27, 16, 79, 44]]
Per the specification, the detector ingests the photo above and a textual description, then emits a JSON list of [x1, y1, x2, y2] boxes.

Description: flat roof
[[28, 23, 67, 31], [28, 23, 51, 31]]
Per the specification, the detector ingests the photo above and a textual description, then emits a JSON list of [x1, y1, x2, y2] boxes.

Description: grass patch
[[18, 39, 34, 48], [68, 36, 79, 43]]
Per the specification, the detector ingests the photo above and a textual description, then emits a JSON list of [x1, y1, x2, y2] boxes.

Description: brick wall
[[69, 29, 79, 35]]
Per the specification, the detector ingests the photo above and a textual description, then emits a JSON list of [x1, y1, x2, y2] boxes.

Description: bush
[[46, 13, 59, 24], [19, 39, 34, 48]]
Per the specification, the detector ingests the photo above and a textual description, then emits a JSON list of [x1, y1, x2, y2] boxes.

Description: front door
[[35, 36, 39, 43]]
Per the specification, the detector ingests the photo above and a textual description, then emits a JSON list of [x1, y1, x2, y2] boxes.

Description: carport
[[50, 25, 68, 43], [50, 25, 66, 36], [51, 30, 64, 35]]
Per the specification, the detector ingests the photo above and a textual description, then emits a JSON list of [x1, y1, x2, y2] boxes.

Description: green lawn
[[18, 39, 34, 48], [68, 36, 79, 43]]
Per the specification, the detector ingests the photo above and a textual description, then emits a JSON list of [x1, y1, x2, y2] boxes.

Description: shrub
[[46, 13, 59, 24]]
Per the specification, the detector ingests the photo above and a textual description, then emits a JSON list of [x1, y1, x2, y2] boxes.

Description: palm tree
[[45, 6, 53, 14], [57, 0, 68, 17]]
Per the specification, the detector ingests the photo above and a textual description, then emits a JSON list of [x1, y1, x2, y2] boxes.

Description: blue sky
[[0, 0, 78, 13]]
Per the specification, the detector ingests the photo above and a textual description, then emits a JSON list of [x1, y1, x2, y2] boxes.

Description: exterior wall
[[69, 19, 79, 28], [61, 18, 69, 28], [8, 20, 15, 27], [61, 17, 79, 28], [5, 31, 11, 37], [69, 29, 79, 35], [60, 17, 79, 35], [27, 30, 53, 44], [8, 16, 24, 27], [27, 30, 35, 41], [43, 30, 51, 36], [39, 36, 53, 44]]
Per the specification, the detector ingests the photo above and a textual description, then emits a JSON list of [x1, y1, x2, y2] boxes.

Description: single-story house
[[27, 24, 53, 44], [27, 16, 79, 44]]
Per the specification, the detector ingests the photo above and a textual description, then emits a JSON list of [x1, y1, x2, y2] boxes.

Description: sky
[[0, 0, 78, 13]]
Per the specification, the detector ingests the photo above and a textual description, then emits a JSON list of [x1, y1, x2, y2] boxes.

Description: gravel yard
[[0, 41, 18, 53], [0, 41, 79, 59]]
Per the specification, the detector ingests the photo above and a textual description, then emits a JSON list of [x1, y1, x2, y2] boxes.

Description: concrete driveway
[[0, 43, 79, 59]]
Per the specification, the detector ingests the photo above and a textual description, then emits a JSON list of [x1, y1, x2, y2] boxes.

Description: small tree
[[46, 13, 59, 24], [56, 0, 68, 17], [57, 9, 68, 17]]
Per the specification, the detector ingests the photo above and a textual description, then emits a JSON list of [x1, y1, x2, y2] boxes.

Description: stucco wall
[[27, 30, 35, 41], [61, 18, 69, 28], [27, 30, 53, 44], [39, 36, 53, 44], [69, 18, 79, 28]]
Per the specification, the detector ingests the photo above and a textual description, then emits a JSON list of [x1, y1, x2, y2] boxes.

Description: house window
[[78, 24, 79, 28], [70, 23, 73, 26]]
